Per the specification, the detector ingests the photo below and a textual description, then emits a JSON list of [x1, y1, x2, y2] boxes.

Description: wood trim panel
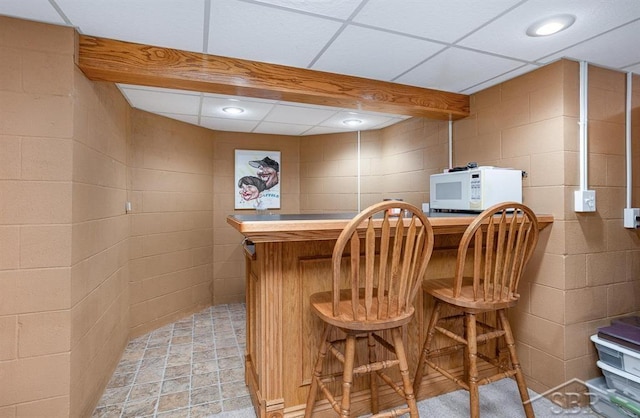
[[259, 242, 284, 405], [227, 214, 554, 243], [76, 35, 470, 120]]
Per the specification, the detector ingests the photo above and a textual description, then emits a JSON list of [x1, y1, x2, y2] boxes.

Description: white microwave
[[429, 167, 522, 212]]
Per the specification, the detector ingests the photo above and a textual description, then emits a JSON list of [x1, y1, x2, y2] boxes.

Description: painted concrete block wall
[[128, 109, 214, 337], [299, 120, 448, 213], [299, 131, 363, 213], [454, 60, 640, 393], [378, 117, 449, 207], [70, 76, 130, 417], [0, 17, 75, 417]]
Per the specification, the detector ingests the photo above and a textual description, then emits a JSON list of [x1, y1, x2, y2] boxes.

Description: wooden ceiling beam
[[76, 34, 469, 120]]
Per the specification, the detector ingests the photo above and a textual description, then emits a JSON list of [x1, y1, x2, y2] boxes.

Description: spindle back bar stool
[[304, 201, 434, 417], [413, 202, 540, 418]]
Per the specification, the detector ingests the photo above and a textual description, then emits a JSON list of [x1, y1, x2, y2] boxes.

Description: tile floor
[[92, 304, 254, 418]]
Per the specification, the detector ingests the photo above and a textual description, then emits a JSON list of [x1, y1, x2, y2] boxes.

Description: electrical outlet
[[574, 190, 596, 212], [624, 208, 640, 229]]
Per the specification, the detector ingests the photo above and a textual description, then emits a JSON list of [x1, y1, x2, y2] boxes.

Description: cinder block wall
[[0, 16, 131, 417], [0, 16, 76, 417], [70, 74, 130, 417], [454, 60, 640, 393], [128, 109, 214, 337]]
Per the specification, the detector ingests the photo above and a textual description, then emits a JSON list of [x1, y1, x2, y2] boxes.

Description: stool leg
[[414, 300, 441, 396], [498, 310, 535, 418], [305, 323, 331, 418], [391, 327, 419, 417], [368, 332, 379, 415], [340, 334, 357, 418], [466, 313, 479, 418]]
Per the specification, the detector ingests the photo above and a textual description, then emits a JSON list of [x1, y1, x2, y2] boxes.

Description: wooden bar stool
[[413, 202, 539, 418], [304, 201, 434, 418]]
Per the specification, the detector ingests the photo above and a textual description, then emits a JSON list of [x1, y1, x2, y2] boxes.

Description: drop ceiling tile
[[371, 117, 409, 130], [540, 21, 640, 69], [55, 0, 206, 52], [320, 111, 395, 130], [158, 113, 200, 125], [625, 63, 640, 74], [120, 88, 200, 115], [201, 97, 274, 120], [395, 47, 525, 93], [250, 0, 364, 19], [462, 64, 540, 94], [203, 92, 280, 105], [458, 0, 640, 62], [312, 25, 445, 81], [253, 122, 313, 136], [207, 0, 343, 67], [200, 117, 259, 133], [118, 84, 199, 96], [264, 104, 338, 125], [353, 0, 522, 43], [0, 0, 67, 25], [304, 126, 353, 136]]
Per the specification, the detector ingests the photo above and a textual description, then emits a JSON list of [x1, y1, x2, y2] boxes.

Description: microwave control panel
[[469, 173, 481, 201]]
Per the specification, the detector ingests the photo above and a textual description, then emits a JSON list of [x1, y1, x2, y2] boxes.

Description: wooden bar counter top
[[227, 211, 553, 418]]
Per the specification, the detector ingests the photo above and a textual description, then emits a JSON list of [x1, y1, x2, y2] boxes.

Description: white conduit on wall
[[448, 120, 453, 169], [622, 72, 640, 228], [574, 61, 596, 212], [626, 72, 633, 209], [579, 60, 589, 191], [357, 130, 361, 213]]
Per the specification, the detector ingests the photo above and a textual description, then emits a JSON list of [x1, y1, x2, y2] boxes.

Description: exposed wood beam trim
[[76, 35, 469, 120]]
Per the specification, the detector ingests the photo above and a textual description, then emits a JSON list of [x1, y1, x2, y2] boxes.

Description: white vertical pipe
[[579, 61, 589, 190], [626, 72, 633, 208], [357, 130, 361, 212], [448, 120, 453, 169]]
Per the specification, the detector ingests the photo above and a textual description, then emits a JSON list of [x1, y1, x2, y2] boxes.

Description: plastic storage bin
[[598, 360, 640, 403], [586, 377, 640, 418], [592, 334, 640, 378]]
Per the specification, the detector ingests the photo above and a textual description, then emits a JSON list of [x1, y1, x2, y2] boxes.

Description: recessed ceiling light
[[526, 14, 575, 37], [222, 106, 245, 115], [343, 119, 363, 127]]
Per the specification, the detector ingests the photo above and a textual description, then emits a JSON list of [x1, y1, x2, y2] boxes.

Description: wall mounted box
[[574, 190, 596, 212], [624, 208, 640, 229]]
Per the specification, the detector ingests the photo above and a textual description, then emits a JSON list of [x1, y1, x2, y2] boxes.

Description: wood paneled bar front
[[227, 212, 553, 418]]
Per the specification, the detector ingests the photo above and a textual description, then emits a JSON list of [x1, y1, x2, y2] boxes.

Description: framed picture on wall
[[235, 149, 281, 210]]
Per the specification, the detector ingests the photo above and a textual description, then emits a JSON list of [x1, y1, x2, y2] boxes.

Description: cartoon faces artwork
[[238, 175, 266, 201], [249, 156, 279, 189], [235, 150, 281, 210]]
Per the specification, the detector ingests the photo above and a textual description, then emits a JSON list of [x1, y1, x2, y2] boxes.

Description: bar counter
[[227, 211, 553, 418]]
